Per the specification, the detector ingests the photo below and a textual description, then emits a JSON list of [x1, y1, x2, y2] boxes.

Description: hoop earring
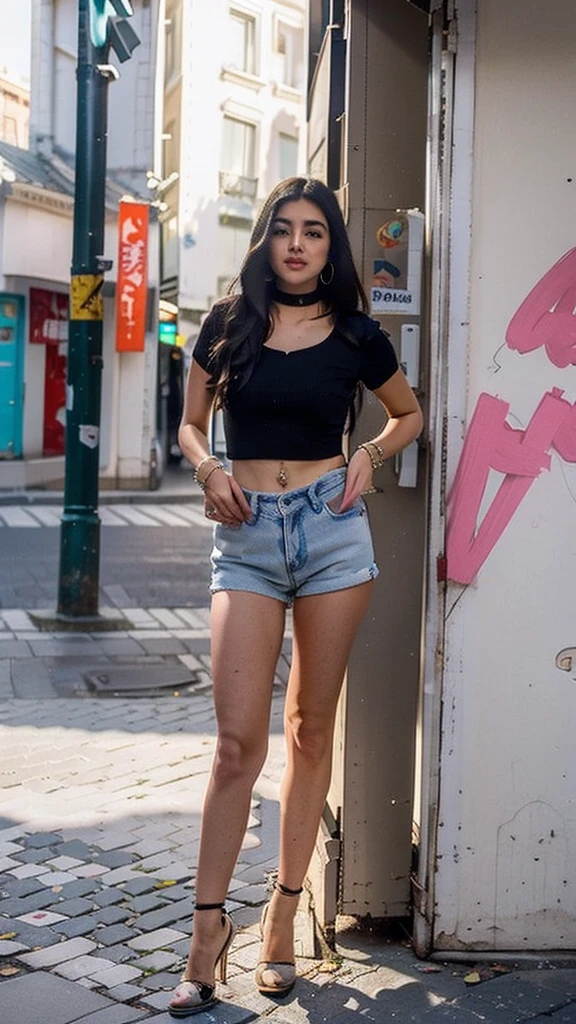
[[320, 261, 334, 285]]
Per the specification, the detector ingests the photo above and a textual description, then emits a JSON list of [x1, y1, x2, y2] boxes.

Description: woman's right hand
[[203, 468, 252, 526]]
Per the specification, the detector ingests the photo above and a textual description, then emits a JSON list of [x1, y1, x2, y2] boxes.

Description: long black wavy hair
[[208, 177, 368, 409]]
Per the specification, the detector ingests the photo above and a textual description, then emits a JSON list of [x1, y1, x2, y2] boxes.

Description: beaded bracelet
[[356, 441, 386, 470], [194, 455, 224, 490]]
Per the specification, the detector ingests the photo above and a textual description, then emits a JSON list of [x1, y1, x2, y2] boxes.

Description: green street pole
[[57, 0, 109, 618]]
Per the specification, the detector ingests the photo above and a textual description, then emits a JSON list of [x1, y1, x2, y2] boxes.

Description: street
[[2, 511, 576, 1023], [0, 508, 213, 610]]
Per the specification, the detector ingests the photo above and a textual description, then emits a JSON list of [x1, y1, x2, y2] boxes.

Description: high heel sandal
[[255, 882, 303, 996], [168, 902, 235, 1018]]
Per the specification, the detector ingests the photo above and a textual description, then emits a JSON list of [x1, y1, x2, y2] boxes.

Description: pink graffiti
[[446, 246, 576, 583], [506, 247, 576, 368], [446, 390, 574, 584]]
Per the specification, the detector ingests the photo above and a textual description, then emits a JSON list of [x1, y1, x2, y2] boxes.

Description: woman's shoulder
[[337, 310, 390, 341]]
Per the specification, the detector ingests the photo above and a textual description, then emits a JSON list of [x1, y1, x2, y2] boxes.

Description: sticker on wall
[[79, 424, 99, 449], [371, 210, 425, 316]]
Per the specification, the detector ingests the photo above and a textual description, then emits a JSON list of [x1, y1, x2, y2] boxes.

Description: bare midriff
[[232, 455, 346, 493]]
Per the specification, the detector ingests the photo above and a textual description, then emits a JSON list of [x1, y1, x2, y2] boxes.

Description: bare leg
[[260, 582, 373, 964], [173, 591, 285, 1001]]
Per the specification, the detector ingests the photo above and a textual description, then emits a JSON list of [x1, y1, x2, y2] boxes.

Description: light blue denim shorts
[[210, 467, 379, 607]]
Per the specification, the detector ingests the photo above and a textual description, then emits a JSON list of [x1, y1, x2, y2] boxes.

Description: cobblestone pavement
[[2, 506, 576, 1021]]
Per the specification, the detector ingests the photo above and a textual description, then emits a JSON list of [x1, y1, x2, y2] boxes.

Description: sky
[[0, 0, 32, 80]]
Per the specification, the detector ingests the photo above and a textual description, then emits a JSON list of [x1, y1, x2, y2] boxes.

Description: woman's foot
[[168, 905, 234, 1018], [255, 883, 302, 996]]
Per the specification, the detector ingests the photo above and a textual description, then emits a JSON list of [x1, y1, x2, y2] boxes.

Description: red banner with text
[[115, 200, 149, 352]]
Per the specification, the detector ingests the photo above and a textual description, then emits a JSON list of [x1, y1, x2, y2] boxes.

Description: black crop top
[[193, 304, 399, 460]]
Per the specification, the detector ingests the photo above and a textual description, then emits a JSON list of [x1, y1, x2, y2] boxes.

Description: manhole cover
[[84, 665, 197, 697]]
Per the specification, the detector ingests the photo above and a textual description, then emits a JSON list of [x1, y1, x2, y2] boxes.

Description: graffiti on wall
[[446, 248, 576, 584]]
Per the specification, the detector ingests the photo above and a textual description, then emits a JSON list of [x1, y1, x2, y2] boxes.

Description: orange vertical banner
[[115, 200, 149, 352]]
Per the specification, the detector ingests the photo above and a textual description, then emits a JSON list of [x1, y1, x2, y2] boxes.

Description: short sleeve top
[[193, 304, 398, 460]]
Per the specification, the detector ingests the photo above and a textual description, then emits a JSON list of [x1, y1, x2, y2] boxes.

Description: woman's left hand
[[339, 448, 374, 512]]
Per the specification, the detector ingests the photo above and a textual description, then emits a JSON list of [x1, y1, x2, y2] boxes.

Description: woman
[[168, 177, 422, 1017]]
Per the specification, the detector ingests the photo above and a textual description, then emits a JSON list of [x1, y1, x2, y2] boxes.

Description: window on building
[[221, 116, 256, 179], [228, 9, 256, 75], [274, 20, 304, 91], [279, 134, 298, 179]]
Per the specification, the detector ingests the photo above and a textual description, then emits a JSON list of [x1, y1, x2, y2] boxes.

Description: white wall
[[178, 0, 307, 312], [436, 0, 576, 950]]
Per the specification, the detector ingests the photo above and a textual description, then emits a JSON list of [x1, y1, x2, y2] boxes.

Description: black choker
[[271, 285, 321, 307]]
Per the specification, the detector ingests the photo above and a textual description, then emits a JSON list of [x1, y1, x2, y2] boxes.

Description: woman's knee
[[284, 710, 333, 766], [212, 732, 268, 786]]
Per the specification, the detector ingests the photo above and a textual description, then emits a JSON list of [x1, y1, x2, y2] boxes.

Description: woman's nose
[[288, 234, 303, 251]]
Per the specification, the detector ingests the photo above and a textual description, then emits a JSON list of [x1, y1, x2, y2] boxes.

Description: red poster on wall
[[29, 288, 69, 344], [116, 200, 149, 352]]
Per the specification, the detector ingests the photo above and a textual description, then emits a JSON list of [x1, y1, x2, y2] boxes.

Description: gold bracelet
[[356, 442, 386, 471], [194, 456, 224, 490]]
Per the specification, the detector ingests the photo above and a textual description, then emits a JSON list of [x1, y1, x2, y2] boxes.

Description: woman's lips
[[285, 260, 307, 269]]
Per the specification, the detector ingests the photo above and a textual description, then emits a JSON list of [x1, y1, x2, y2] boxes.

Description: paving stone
[[38, 870, 80, 887], [95, 922, 137, 946], [128, 927, 188, 951], [9, 845, 55, 863], [3, 918, 62, 948], [0, 970, 113, 1023], [94, 849, 136, 869], [157, 882, 195, 903], [0, 875, 46, 898], [130, 892, 171, 914], [106, 982, 146, 1002], [54, 953, 117, 981], [92, 904, 133, 925], [15, 909, 67, 926], [86, 962, 143, 988], [91, 887, 127, 908], [0, 889, 56, 915], [92, 943, 137, 963], [139, 969, 184, 990], [17, 935, 96, 967], [91, 831, 136, 851], [52, 914, 100, 938], [58, 877, 101, 899], [120, 876, 161, 897], [460, 977, 571, 1023], [74, 1005, 148, 1024], [24, 831, 62, 849], [57, 839, 97, 859], [47, 896, 95, 917], [46, 855, 84, 870], [135, 949, 181, 972], [8, 862, 51, 879], [73, 863, 110, 878], [0, 938, 29, 954], [132, 897, 192, 933]]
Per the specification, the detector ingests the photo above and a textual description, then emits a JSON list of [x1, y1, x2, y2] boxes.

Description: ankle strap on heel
[[275, 882, 303, 897], [195, 901, 226, 911]]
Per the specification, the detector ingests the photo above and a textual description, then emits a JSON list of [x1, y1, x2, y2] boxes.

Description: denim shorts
[[210, 467, 379, 606]]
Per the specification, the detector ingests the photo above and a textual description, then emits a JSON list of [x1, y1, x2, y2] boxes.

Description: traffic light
[[89, 0, 141, 62]]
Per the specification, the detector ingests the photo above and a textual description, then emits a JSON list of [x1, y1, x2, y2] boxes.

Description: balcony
[[218, 171, 258, 200]]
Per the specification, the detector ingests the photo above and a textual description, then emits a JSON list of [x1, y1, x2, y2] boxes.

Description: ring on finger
[[206, 507, 217, 517]]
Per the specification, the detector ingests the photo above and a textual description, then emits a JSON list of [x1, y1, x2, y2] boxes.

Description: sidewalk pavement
[[0, 465, 204, 507], [2, 627, 576, 1021]]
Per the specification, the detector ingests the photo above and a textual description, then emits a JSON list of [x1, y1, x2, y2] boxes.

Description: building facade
[[0, 69, 30, 149], [156, 0, 307, 335], [307, 0, 576, 954], [0, 0, 161, 490]]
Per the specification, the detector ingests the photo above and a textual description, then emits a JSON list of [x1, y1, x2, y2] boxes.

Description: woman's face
[[268, 198, 331, 293]]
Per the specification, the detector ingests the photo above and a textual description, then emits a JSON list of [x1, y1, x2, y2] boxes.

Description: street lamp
[[56, 0, 140, 622]]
